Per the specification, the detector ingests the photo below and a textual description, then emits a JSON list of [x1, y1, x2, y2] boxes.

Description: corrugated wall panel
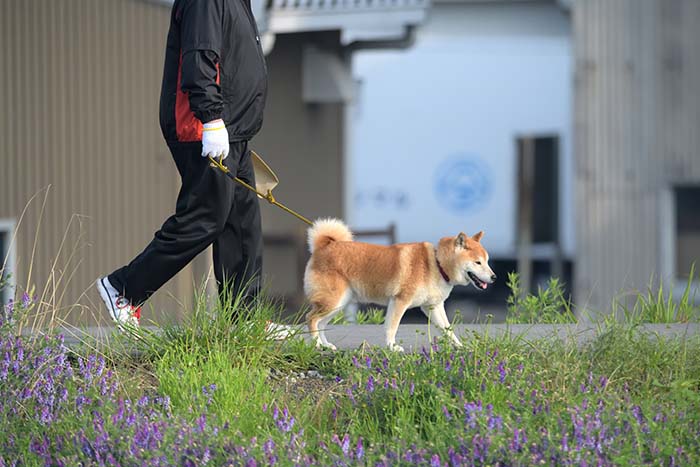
[[1, 2, 347, 325], [574, 0, 700, 313], [0, 0, 193, 327]]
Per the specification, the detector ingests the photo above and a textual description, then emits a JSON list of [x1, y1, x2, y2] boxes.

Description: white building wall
[[348, 2, 573, 258]]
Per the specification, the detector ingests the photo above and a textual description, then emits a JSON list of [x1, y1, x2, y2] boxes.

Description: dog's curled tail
[[307, 218, 353, 253]]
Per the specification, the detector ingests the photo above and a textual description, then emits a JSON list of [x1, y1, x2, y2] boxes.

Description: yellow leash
[[207, 155, 314, 226]]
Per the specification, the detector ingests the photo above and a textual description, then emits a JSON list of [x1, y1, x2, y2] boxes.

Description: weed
[[506, 272, 575, 324], [330, 307, 385, 325], [615, 264, 699, 324]]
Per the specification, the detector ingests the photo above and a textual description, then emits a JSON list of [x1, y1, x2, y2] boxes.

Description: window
[[0, 220, 16, 306], [516, 136, 560, 244], [515, 135, 565, 293], [675, 186, 700, 279]]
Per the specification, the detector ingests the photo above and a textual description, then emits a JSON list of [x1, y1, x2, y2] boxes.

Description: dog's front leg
[[421, 302, 463, 347], [385, 297, 410, 352]]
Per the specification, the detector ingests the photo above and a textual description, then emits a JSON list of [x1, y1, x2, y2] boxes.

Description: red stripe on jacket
[[175, 53, 220, 142]]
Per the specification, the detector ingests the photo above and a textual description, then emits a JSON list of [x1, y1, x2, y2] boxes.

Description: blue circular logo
[[434, 155, 492, 213]]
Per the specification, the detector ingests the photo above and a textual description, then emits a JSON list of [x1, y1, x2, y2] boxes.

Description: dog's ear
[[455, 232, 468, 249], [472, 231, 484, 242]]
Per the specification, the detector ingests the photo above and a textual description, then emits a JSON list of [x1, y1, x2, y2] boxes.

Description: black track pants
[[108, 141, 262, 307]]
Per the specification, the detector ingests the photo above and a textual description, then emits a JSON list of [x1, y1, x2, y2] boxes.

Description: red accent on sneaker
[[133, 307, 141, 322]]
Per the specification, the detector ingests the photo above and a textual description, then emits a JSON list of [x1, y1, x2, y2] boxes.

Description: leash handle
[[208, 156, 313, 226]]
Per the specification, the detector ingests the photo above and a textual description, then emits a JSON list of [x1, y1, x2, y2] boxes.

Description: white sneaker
[[96, 277, 140, 329], [264, 321, 294, 340]]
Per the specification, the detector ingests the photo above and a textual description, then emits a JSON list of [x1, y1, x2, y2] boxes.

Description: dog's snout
[[490, 274, 497, 282]]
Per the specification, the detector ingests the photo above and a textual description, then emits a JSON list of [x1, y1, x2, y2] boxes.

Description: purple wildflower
[[4, 299, 13, 317], [263, 438, 277, 465], [509, 428, 527, 452], [366, 375, 375, 393], [487, 414, 503, 431], [341, 434, 350, 457], [273, 406, 295, 433], [442, 405, 452, 421], [497, 361, 506, 383]]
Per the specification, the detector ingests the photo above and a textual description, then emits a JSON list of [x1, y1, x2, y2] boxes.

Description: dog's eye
[[475, 261, 481, 265]]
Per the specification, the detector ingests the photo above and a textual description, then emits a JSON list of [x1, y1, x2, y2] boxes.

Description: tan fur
[[304, 219, 496, 351]]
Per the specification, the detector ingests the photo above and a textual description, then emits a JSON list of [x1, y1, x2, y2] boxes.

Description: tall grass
[[3, 284, 700, 465], [505, 272, 576, 324], [615, 265, 699, 324], [505, 269, 699, 325], [1, 187, 99, 335], [2, 200, 700, 464]]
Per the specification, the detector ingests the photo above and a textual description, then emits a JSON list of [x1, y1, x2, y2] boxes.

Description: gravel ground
[[268, 368, 345, 405]]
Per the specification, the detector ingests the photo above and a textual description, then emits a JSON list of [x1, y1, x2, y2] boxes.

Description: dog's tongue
[[480, 282, 488, 290]]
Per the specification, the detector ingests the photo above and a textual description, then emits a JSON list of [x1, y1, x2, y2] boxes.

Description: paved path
[[314, 323, 700, 350], [56, 323, 700, 352]]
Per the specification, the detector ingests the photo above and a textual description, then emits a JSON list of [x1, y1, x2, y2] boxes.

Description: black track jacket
[[159, 0, 268, 143]]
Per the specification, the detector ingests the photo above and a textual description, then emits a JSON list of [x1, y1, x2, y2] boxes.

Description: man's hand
[[202, 119, 229, 160]]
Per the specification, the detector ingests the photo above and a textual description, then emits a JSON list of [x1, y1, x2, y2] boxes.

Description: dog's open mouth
[[468, 272, 488, 290]]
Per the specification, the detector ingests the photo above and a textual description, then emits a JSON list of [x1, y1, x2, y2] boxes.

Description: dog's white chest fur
[[408, 281, 453, 308]]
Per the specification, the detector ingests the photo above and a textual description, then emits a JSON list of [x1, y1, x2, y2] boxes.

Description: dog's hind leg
[[384, 297, 411, 352], [306, 284, 352, 351], [421, 302, 462, 347]]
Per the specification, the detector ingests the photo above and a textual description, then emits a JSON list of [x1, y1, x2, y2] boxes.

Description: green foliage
[[355, 308, 385, 325], [124, 285, 309, 372], [6, 268, 700, 464], [615, 264, 700, 324], [330, 307, 385, 325], [5, 291, 700, 465], [506, 272, 575, 324], [0, 271, 8, 294], [314, 328, 700, 461], [155, 348, 276, 435]]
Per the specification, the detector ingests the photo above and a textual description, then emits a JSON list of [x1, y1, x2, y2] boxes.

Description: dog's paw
[[388, 343, 405, 353], [316, 341, 337, 351], [445, 332, 463, 348]]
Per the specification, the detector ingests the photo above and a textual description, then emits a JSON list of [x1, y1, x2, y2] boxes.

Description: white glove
[[201, 119, 230, 160]]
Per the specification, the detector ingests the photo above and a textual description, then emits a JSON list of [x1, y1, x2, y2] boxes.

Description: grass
[[505, 268, 699, 325], [615, 265, 699, 324], [1, 211, 699, 466], [2, 283, 700, 465], [330, 307, 386, 325], [3, 189, 699, 465], [505, 272, 576, 324]]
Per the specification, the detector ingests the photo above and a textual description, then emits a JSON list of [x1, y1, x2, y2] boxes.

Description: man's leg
[[107, 142, 241, 306], [212, 145, 263, 310]]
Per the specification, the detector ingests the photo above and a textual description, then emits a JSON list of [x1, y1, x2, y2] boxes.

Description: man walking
[[97, 0, 268, 327]]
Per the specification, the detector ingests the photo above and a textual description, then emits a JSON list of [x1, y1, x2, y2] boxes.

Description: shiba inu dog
[[303, 219, 496, 351]]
